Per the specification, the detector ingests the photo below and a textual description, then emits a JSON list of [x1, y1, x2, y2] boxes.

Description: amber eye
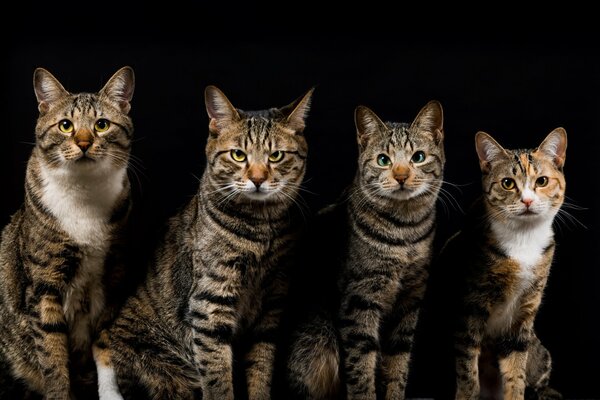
[[94, 119, 110, 132], [501, 178, 516, 190], [411, 151, 426, 163], [536, 176, 549, 187], [58, 119, 73, 133], [269, 151, 285, 163], [377, 154, 392, 167], [230, 149, 247, 162]]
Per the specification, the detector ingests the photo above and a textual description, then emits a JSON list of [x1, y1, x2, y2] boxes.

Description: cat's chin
[[240, 190, 278, 203]]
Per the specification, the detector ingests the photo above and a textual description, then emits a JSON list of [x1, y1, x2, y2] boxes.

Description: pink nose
[[522, 198, 533, 208]]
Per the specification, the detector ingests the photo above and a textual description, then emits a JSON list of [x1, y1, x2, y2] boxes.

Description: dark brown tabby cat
[[0, 67, 135, 399], [287, 101, 445, 399], [94, 85, 313, 400], [441, 129, 566, 399]]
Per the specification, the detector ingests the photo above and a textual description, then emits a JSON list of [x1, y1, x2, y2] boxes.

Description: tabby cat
[[0, 66, 135, 399], [94, 85, 313, 399], [287, 101, 445, 399], [440, 129, 566, 399]]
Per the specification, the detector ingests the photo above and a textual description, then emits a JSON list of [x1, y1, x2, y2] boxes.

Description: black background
[[1, 21, 598, 399]]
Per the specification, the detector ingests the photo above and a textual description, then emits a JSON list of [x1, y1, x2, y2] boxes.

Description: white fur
[[486, 217, 554, 335], [40, 160, 126, 349], [96, 362, 124, 400]]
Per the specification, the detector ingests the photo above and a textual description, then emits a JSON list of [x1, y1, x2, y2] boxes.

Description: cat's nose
[[395, 174, 409, 185], [74, 129, 94, 153], [250, 176, 266, 188], [522, 198, 534, 208]]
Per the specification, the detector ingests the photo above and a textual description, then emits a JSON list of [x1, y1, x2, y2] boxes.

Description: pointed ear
[[410, 100, 444, 144], [204, 85, 240, 134], [33, 68, 69, 113], [475, 131, 508, 173], [280, 87, 314, 133], [355, 106, 385, 149], [99, 66, 135, 114], [536, 127, 567, 169]]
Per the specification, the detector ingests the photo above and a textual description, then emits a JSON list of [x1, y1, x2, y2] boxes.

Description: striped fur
[[0, 67, 135, 399], [442, 129, 566, 400], [94, 86, 313, 399], [287, 101, 444, 399]]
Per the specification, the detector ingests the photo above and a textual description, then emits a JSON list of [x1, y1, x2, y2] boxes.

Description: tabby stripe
[[211, 150, 230, 165], [189, 310, 208, 321], [285, 150, 307, 160], [193, 324, 234, 343], [496, 337, 528, 357], [33, 283, 61, 297], [249, 329, 278, 344], [40, 321, 68, 334], [111, 121, 133, 138], [193, 291, 237, 306], [353, 214, 435, 247], [383, 337, 413, 355], [370, 204, 432, 228], [204, 204, 261, 242], [344, 295, 383, 314]]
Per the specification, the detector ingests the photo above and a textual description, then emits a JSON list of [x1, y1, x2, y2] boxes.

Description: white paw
[[97, 363, 124, 400]]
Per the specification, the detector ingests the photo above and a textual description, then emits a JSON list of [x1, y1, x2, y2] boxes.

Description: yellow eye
[[230, 149, 247, 162], [58, 119, 73, 133], [269, 151, 285, 163], [536, 176, 548, 187], [501, 178, 516, 190], [94, 119, 110, 132]]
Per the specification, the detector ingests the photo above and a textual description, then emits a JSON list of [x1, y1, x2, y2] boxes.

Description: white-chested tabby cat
[[441, 130, 566, 399], [94, 86, 313, 400], [0, 67, 135, 399], [287, 101, 444, 399]]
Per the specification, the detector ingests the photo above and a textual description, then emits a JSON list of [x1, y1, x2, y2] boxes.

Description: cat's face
[[355, 101, 444, 201], [476, 129, 567, 224], [33, 67, 134, 175], [204, 86, 312, 204]]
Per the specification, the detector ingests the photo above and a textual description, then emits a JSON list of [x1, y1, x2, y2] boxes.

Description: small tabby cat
[[287, 101, 445, 399], [441, 129, 566, 399], [94, 85, 313, 399], [0, 66, 135, 399]]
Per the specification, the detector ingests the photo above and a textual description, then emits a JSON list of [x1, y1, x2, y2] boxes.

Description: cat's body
[[287, 101, 444, 399], [0, 67, 135, 399], [94, 86, 313, 400], [440, 130, 566, 400]]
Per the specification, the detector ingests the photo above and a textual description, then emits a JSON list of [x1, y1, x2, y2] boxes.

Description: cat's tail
[[287, 313, 340, 399]]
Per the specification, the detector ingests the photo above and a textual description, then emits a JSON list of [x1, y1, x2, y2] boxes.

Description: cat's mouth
[[518, 209, 537, 216]]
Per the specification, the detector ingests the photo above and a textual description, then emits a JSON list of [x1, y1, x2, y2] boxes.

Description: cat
[[286, 100, 445, 399], [93, 85, 314, 400], [439, 129, 566, 399], [0, 66, 135, 399]]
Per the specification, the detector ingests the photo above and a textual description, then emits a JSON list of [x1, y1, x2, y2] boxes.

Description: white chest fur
[[40, 164, 126, 350], [486, 219, 554, 335]]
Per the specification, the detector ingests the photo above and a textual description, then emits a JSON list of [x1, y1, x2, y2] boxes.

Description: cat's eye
[[269, 151, 285, 163], [536, 176, 549, 187], [411, 151, 426, 163], [94, 119, 110, 132], [501, 178, 516, 190], [58, 119, 74, 133], [377, 154, 392, 167], [230, 149, 247, 162]]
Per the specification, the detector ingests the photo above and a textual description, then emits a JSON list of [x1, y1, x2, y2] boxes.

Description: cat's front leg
[[455, 313, 487, 400], [245, 271, 288, 400], [497, 323, 535, 399], [31, 281, 70, 399], [189, 268, 241, 400]]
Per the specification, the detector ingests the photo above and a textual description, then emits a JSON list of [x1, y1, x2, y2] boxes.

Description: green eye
[[58, 119, 73, 133], [501, 178, 516, 190], [411, 151, 426, 163], [269, 151, 285, 163], [536, 176, 549, 187], [230, 149, 247, 162], [377, 154, 392, 167], [94, 119, 110, 132]]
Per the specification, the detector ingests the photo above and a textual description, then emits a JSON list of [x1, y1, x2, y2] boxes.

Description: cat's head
[[475, 128, 567, 224], [33, 67, 135, 174], [204, 85, 313, 204], [354, 101, 444, 201]]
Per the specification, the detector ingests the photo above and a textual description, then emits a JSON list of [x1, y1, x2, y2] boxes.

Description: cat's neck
[[34, 154, 127, 246]]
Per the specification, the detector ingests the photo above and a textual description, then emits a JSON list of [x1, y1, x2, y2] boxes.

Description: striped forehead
[[509, 150, 539, 176], [384, 122, 412, 149], [65, 93, 99, 117], [243, 116, 278, 146]]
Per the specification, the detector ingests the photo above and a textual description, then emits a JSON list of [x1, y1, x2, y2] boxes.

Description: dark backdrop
[[1, 28, 598, 398]]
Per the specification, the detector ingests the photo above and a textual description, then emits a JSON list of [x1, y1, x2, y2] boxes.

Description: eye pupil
[[536, 176, 548, 187], [411, 151, 426, 163], [501, 178, 515, 190], [377, 154, 391, 167], [58, 119, 73, 133], [231, 149, 246, 162]]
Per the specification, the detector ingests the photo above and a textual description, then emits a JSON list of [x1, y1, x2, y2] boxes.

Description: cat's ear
[[204, 85, 241, 135], [33, 68, 69, 113], [410, 100, 444, 144], [475, 131, 508, 173], [281, 87, 315, 134], [355, 106, 385, 149], [99, 66, 135, 114], [536, 127, 567, 169]]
